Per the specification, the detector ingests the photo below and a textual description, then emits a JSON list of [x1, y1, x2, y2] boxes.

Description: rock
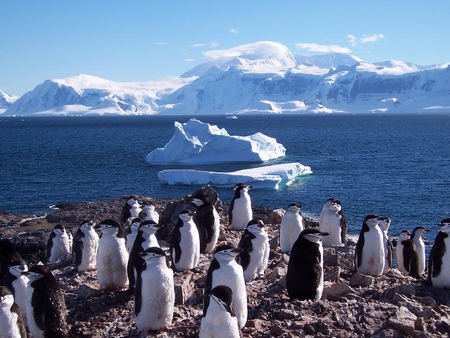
[[270, 209, 284, 224], [174, 271, 195, 305], [323, 281, 356, 298], [350, 272, 374, 287], [387, 306, 418, 335]]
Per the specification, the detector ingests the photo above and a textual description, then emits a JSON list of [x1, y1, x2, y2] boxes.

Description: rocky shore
[[1, 194, 450, 337]]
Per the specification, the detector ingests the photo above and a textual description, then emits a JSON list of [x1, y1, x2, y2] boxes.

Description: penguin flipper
[[228, 199, 235, 225], [355, 230, 365, 270], [340, 211, 347, 244], [170, 228, 182, 264], [237, 231, 254, 270]]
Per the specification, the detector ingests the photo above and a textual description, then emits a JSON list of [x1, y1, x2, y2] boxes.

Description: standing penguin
[[279, 202, 305, 253], [411, 226, 428, 276], [428, 218, 450, 288], [286, 228, 329, 301], [73, 220, 99, 272], [46, 224, 72, 264], [193, 195, 221, 253], [238, 219, 270, 282], [378, 217, 394, 274], [139, 201, 160, 224], [401, 233, 421, 279], [318, 198, 347, 246], [5, 264, 28, 327], [127, 220, 160, 293], [204, 245, 247, 329], [355, 215, 385, 277], [121, 196, 142, 226], [0, 239, 24, 286], [199, 285, 241, 338], [170, 210, 200, 272], [228, 183, 253, 231], [24, 265, 69, 338], [0, 286, 27, 338], [95, 219, 129, 290], [125, 218, 142, 253], [135, 247, 174, 334], [396, 230, 411, 275]]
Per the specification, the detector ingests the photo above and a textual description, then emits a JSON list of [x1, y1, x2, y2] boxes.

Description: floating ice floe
[[157, 162, 312, 190], [145, 118, 286, 164]]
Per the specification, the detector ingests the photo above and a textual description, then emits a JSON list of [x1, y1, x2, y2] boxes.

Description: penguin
[[238, 219, 270, 282], [46, 224, 72, 263], [125, 218, 142, 253], [318, 198, 347, 246], [354, 215, 385, 277], [286, 228, 329, 301], [135, 247, 174, 334], [121, 196, 142, 226], [95, 219, 129, 290], [0, 239, 24, 286], [228, 183, 253, 231], [395, 230, 411, 275], [193, 195, 221, 253], [401, 233, 421, 279], [428, 218, 450, 288], [378, 217, 394, 274], [24, 264, 69, 338], [0, 286, 27, 338], [199, 285, 241, 338], [204, 245, 247, 329], [5, 264, 28, 327], [411, 226, 428, 276], [73, 220, 99, 272], [139, 201, 160, 224], [279, 202, 305, 253], [170, 210, 200, 272], [127, 220, 160, 293]]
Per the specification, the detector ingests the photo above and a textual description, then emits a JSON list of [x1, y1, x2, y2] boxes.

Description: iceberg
[[145, 118, 286, 164], [157, 162, 312, 190]]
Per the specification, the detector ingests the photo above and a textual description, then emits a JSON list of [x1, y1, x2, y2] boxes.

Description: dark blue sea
[[1, 114, 449, 240]]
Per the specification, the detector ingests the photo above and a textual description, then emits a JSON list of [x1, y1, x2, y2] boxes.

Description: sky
[[1, 1, 449, 96]]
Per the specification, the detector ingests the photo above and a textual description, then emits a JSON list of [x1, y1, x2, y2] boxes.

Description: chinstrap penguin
[[238, 219, 270, 281], [139, 201, 160, 224], [5, 264, 28, 327], [193, 195, 221, 254], [228, 183, 253, 231], [0, 286, 27, 338], [378, 217, 394, 274], [199, 285, 241, 338], [401, 232, 421, 278], [286, 228, 329, 301], [279, 202, 305, 253], [428, 218, 450, 288], [355, 215, 385, 277], [125, 218, 142, 253], [73, 220, 99, 272], [318, 198, 347, 246], [204, 245, 247, 329], [395, 230, 411, 275], [46, 224, 73, 264], [121, 196, 142, 226], [135, 247, 174, 334], [411, 226, 428, 276], [170, 210, 200, 272], [24, 264, 69, 338], [95, 219, 129, 290]]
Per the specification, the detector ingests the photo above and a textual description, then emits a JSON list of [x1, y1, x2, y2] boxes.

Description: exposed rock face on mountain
[[3, 41, 450, 116], [0, 89, 19, 113], [1, 194, 450, 337]]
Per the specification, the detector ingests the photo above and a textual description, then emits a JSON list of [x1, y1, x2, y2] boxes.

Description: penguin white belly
[[230, 198, 252, 230], [25, 287, 44, 338], [97, 237, 129, 289], [79, 231, 99, 272], [136, 266, 174, 332], [320, 213, 342, 246], [431, 236, 450, 288], [211, 263, 247, 329], [11, 276, 28, 323], [204, 209, 220, 253], [396, 243, 407, 274], [175, 225, 200, 271], [199, 307, 240, 338], [0, 309, 22, 338], [143, 235, 160, 249], [357, 230, 385, 276], [315, 244, 324, 300], [49, 235, 71, 261], [382, 232, 390, 274], [244, 234, 269, 281], [280, 213, 303, 252], [126, 231, 138, 253], [416, 240, 426, 275]]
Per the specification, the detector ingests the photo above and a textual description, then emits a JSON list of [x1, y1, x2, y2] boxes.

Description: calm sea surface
[[1, 114, 449, 239]]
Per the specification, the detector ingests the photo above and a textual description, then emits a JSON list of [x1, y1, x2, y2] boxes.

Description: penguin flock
[[0, 190, 449, 337]]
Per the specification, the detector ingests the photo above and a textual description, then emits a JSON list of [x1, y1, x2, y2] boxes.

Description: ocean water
[[1, 114, 449, 240]]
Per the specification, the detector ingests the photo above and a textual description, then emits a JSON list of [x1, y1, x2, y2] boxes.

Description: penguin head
[[9, 264, 28, 278], [398, 230, 411, 242], [412, 226, 428, 239], [0, 286, 14, 308], [139, 220, 160, 235], [125, 196, 140, 208], [246, 219, 265, 235], [363, 215, 380, 228], [80, 220, 96, 231], [130, 218, 142, 230], [214, 245, 242, 262], [301, 228, 329, 243], [439, 218, 450, 233], [140, 247, 167, 266], [287, 202, 302, 213], [95, 219, 121, 235], [141, 202, 156, 212], [190, 197, 205, 208], [378, 217, 391, 231], [178, 209, 194, 223], [232, 183, 252, 198], [53, 224, 67, 236], [329, 199, 342, 212], [210, 285, 234, 314], [23, 264, 53, 282]]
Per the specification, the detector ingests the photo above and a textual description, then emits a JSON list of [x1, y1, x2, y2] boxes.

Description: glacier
[[157, 162, 312, 190], [145, 118, 286, 164], [2, 41, 450, 115], [0, 90, 19, 114]]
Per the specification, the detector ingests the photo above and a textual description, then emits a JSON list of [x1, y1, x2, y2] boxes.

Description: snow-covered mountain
[[3, 41, 450, 115], [0, 90, 19, 114]]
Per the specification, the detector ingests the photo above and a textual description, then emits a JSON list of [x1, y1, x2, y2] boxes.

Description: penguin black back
[[0, 239, 25, 286]]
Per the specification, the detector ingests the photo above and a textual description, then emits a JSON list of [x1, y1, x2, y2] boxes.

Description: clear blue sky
[[1, 1, 449, 96]]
